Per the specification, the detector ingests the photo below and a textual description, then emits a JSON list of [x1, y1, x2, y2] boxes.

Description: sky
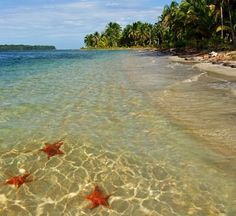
[[0, 0, 178, 49]]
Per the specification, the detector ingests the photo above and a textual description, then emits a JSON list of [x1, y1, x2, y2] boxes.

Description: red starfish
[[85, 185, 111, 209], [40, 140, 64, 160], [5, 173, 33, 189]]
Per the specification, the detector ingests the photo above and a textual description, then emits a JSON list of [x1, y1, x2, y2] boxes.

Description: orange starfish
[[40, 140, 64, 160], [5, 173, 33, 189], [85, 185, 111, 209]]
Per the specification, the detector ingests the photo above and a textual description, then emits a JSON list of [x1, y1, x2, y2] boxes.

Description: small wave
[[208, 81, 236, 90], [166, 62, 182, 70], [166, 64, 175, 69], [208, 81, 236, 96], [183, 72, 206, 83]]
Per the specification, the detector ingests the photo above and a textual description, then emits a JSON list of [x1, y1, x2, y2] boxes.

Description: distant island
[[0, 44, 56, 51]]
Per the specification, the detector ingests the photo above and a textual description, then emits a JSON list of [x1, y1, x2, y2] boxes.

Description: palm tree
[[121, 22, 143, 47], [220, 0, 224, 40], [152, 22, 163, 46], [97, 34, 109, 48], [226, 0, 236, 46], [131, 21, 142, 46], [104, 22, 122, 47], [84, 34, 95, 47], [120, 24, 132, 46], [84, 0, 236, 49], [161, 1, 179, 46], [93, 32, 100, 48], [214, 0, 236, 46]]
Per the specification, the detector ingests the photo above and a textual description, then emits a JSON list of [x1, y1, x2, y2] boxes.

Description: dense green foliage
[[0, 45, 56, 51], [84, 0, 236, 49]]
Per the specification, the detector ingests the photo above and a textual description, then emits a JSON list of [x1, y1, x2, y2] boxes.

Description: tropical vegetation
[[84, 0, 236, 49]]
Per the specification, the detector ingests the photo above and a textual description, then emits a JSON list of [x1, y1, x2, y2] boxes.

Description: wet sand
[[193, 63, 236, 81]]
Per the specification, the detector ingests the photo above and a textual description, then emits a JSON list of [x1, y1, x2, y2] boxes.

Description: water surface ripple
[[0, 50, 235, 216]]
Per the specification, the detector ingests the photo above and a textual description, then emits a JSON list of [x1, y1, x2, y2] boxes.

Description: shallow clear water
[[0, 50, 235, 216]]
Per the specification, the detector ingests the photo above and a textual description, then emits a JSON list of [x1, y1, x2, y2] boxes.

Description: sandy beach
[[193, 63, 236, 80], [169, 55, 203, 63], [168, 51, 236, 80]]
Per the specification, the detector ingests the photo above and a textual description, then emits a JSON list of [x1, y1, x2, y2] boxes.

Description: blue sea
[[0, 50, 235, 215]]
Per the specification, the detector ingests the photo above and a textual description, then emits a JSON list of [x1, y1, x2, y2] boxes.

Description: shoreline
[[83, 48, 236, 80], [168, 50, 236, 80], [193, 63, 236, 81], [80, 47, 157, 51], [126, 52, 236, 158]]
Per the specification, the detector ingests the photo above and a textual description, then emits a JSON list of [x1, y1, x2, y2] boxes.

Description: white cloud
[[0, 0, 163, 48]]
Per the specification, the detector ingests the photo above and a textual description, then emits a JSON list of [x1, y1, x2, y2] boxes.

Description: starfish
[[85, 185, 111, 209], [5, 173, 33, 189], [40, 140, 64, 160]]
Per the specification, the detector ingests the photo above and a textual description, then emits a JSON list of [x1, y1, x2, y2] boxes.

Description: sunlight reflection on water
[[0, 51, 235, 215]]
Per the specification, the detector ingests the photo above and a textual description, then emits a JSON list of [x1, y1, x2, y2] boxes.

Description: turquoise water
[[0, 50, 235, 215]]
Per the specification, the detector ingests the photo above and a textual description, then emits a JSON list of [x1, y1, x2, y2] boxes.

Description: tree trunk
[[227, 0, 236, 46], [220, 1, 224, 40]]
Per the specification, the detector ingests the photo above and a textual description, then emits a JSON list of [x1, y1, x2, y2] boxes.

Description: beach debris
[[19, 168, 26, 174], [40, 139, 64, 160], [5, 173, 33, 189], [85, 185, 112, 209], [230, 64, 236, 68], [209, 51, 218, 57], [169, 48, 177, 55]]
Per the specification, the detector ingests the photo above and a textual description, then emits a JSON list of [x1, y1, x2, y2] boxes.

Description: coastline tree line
[[0, 45, 56, 51], [84, 0, 236, 49]]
